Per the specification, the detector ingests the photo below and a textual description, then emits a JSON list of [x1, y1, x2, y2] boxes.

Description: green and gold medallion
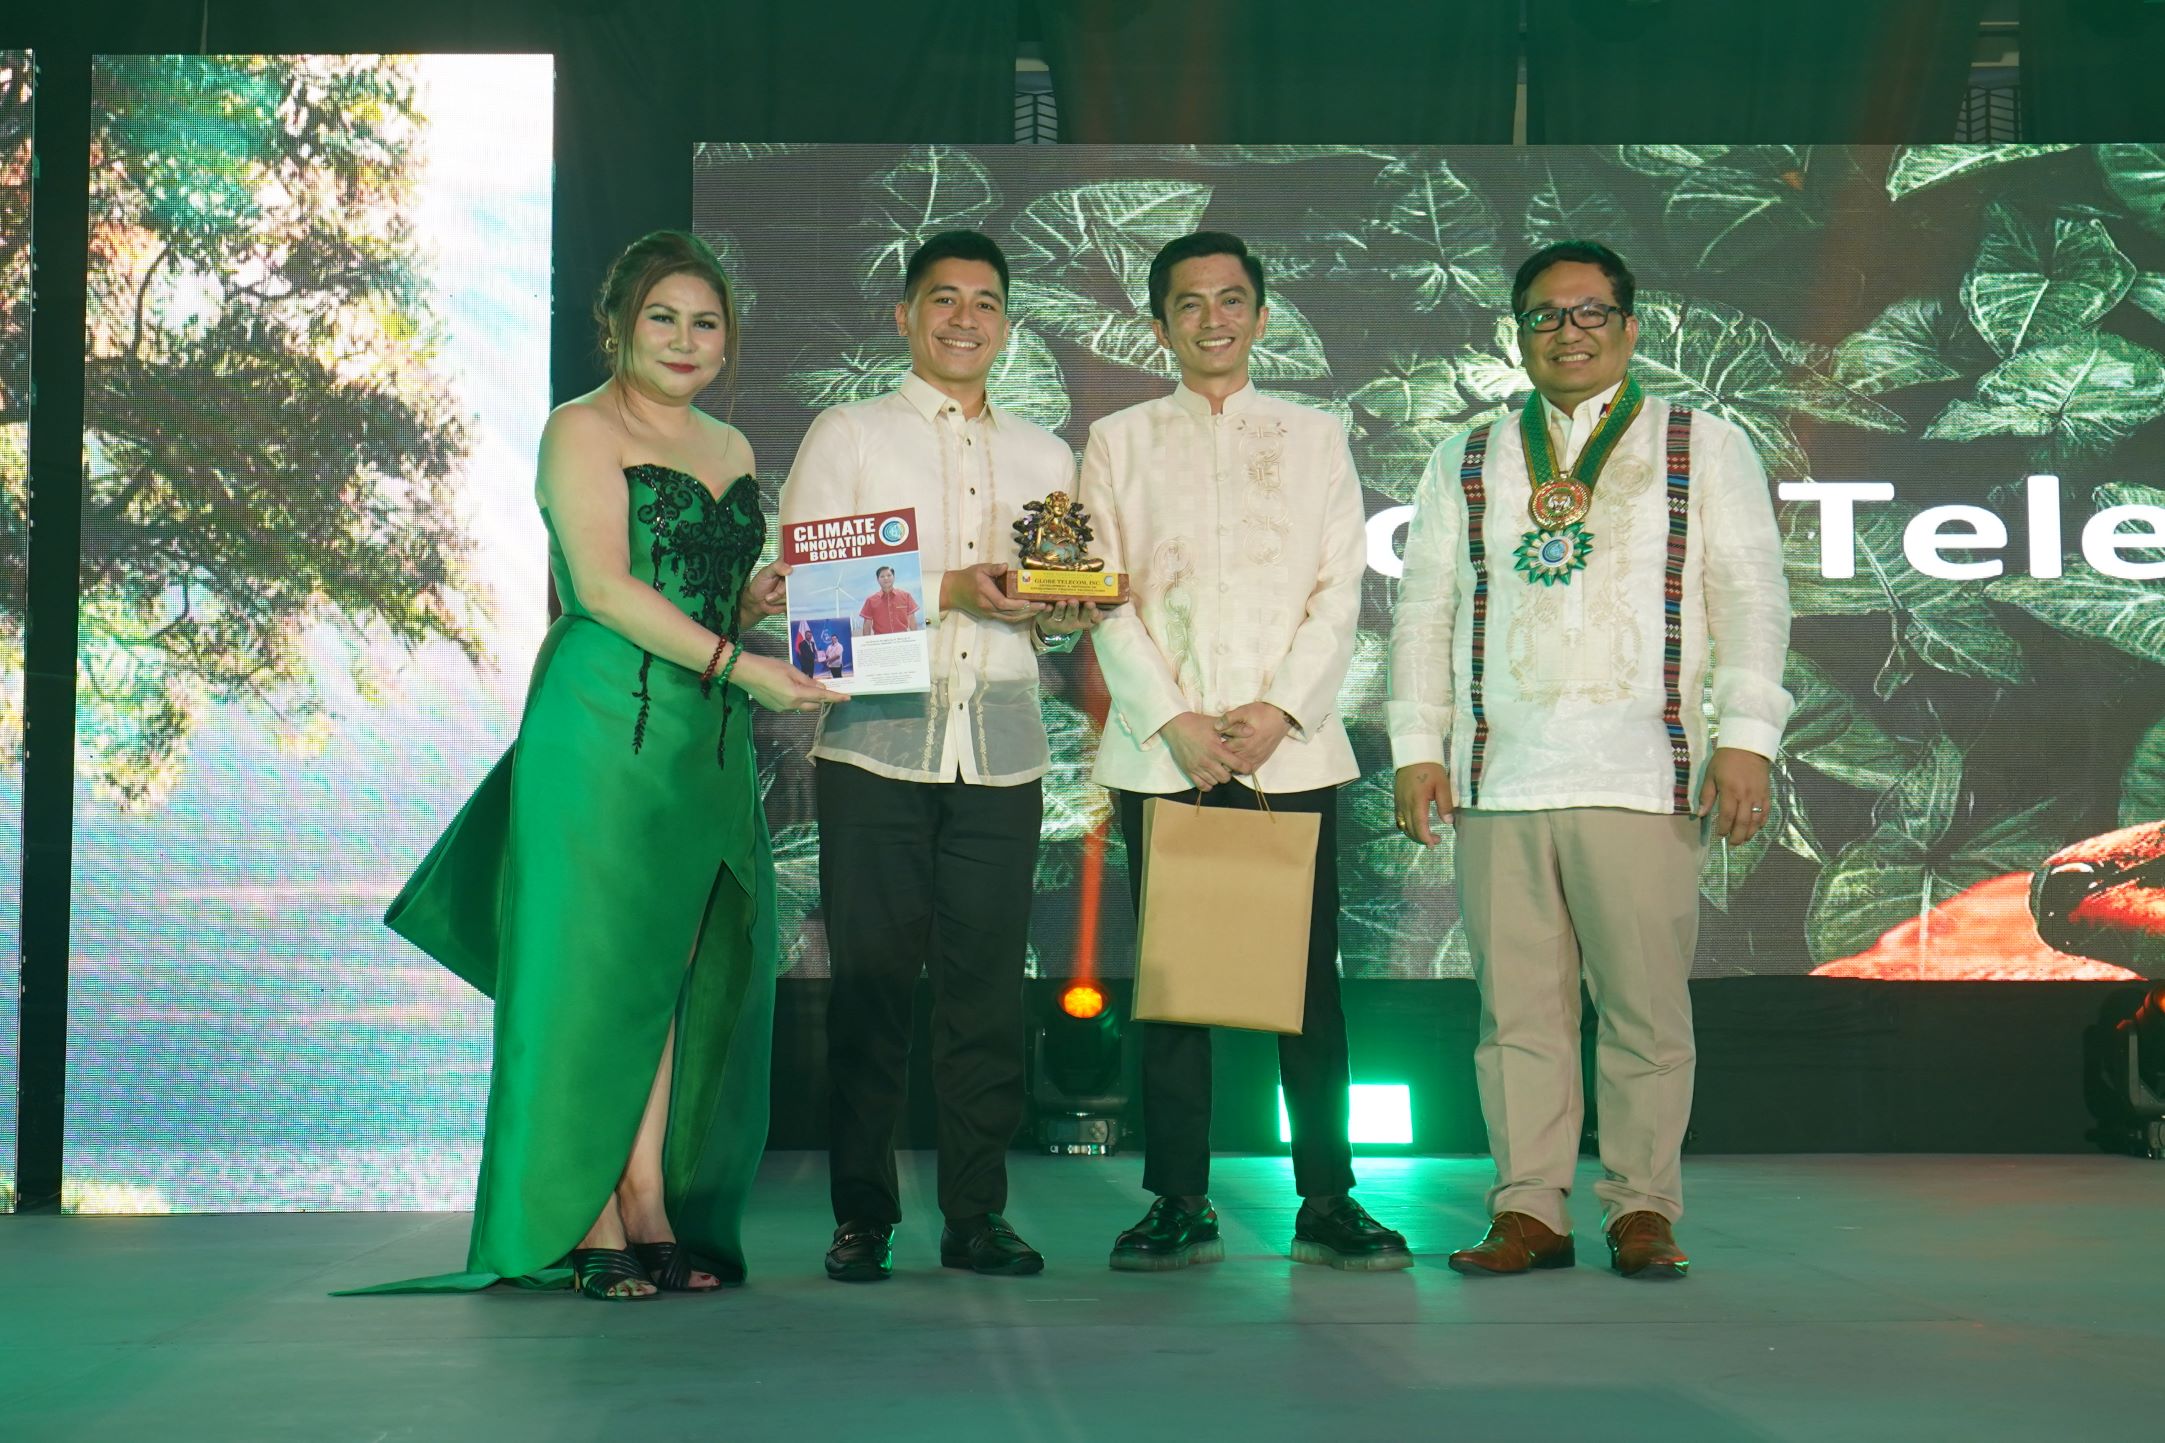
[[1513, 521, 1596, 585], [1516, 375, 1644, 586]]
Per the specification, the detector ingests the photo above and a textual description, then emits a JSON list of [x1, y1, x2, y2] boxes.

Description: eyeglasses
[[1515, 301, 1628, 333]]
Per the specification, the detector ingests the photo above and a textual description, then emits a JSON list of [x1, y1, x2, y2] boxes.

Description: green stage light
[[1278, 1084, 1413, 1145]]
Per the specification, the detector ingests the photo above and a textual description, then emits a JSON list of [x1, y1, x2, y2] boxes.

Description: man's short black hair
[[1146, 231, 1267, 323], [875, 565, 895, 578], [1511, 240, 1636, 317], [903, 229, 1009, 302]]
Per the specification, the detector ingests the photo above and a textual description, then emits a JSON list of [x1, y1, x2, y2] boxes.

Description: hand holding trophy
[[1002, 490, 1129, 605]]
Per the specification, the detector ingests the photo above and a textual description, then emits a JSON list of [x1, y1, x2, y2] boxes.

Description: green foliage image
[[701, 143, 2165, 979], [75, 56, 475, 806]]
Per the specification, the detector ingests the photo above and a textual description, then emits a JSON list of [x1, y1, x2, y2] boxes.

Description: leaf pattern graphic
[[855, 145, 1000, 298], [694, 142, 816, 167], [1350, 358, 1463, 429], [1017, 280, 1172, 376], [1987, 573, 2165, 668], [1351, 351, 1528, 429], [1927, 331, 2165, 457], [707, 229, 755, 318], [1339, 773, 1470, 977], [1008, 180, 1213, 301], [1701, 782, 1780, 912], [2121, 718, 2165, 827], [780, 326, 1068, 431], [1317, 157, 1507, 313], [708, 142, 2165, 987], [1609, 145, 1824, 270], [782, 339, 910, 410], [1358, 419, 1477, 505], [1152, 144, 1401, 167], [2129, 273, 2165, 323], [769, 822, 823, 970], [1784, 504, 2030, 689], [1959, 203, 2134, 357], [1523, 166, 1638, 254], [1806, 796, 2062, 964], [1884, 144, 2081, 201], [1782, 654, 1916, 792], [985, 322, 1070, 432], [1832, 296, 1970, 396], [1349, 352, 1524, 502], [1249, 287, 1331, 379], [2100, 142, 2165, 235], [1630, 293, 1904, 479], [1615, 145, 1812, 180], [1039, 695, 1110, 843]]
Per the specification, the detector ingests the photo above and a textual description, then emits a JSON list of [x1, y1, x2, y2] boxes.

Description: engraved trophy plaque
[[1002, 490, 1128, 604]]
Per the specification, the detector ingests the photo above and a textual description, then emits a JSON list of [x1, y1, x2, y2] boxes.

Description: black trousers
[[1112, 784, 1356, 1200], [819, 760, 1041, 1226]]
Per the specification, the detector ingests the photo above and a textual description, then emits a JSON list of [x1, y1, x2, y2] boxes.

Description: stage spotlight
[[1060, 983, 1106, 1019], [1278, 1084, 1414, 1146], [1030, 981, 1133, 1155]]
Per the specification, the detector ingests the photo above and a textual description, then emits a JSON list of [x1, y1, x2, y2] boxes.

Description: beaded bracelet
[[698, 637, 729, 697], [715, 642, 744, 696]]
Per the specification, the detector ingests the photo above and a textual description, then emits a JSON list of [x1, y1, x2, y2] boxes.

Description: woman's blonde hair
[[593, 229, 740, 386]]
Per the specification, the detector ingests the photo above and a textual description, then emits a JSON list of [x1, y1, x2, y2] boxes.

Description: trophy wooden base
[[1003, 568, 1128, 605]]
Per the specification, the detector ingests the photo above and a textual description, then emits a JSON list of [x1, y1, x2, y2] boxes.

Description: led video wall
[[64, 54, 552, 1214], [696, 143, 2165, 988], [57, 133, 2165, 1215], [0, 51, 30, 1215]]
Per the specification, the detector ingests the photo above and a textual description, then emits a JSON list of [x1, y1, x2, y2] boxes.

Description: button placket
[[1207, 418, 1230, 699]]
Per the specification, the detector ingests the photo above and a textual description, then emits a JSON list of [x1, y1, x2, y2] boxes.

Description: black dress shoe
[[1109, 1195, 1225, 1272], [938, 1213, 1045, 1276], [825, 1221, 894, 1283], [1291, 1195, 1413, 1272]]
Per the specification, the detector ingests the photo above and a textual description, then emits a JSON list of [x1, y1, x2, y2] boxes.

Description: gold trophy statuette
[[1003, 490, 1129, 605]]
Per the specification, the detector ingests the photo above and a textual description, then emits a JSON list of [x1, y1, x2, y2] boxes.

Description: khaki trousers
[[1455, 808, 1706, 1233]]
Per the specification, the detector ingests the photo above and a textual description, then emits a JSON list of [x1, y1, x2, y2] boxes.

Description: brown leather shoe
[[1446, 1211, 1575, 1275], [1606, 1211, 1689, 1279]]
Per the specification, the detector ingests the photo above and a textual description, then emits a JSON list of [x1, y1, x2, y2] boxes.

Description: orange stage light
[[1059, 983, 1106, 1020]]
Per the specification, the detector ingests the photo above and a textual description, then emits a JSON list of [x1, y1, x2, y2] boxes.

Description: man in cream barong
[[1083, 231, 1410, 1274], [1389, 241, 1792, 1279]]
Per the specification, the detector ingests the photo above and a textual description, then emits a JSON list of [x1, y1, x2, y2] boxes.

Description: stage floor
[[5, 1153, 2161, 1442]]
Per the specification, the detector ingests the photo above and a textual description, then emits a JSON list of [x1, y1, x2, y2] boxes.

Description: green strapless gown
[[344, 466, 775, 1294]]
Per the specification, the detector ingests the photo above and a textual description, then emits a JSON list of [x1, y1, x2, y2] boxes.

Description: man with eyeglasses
[[1387, 241, 1791, 1280]]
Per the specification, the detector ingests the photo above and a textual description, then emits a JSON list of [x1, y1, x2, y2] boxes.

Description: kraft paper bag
[[1133, 792, 1320, 1035]]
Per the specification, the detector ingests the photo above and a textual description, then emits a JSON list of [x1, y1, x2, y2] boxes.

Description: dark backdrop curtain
[[1526, 0, 1985, 142], [1038, 0, 1519, 144], [2020, 0, 2165, 139], [553, 0, 1019, 401]]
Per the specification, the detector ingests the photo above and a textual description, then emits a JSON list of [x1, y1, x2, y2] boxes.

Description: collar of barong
[[1520, 372, 1644, 495]]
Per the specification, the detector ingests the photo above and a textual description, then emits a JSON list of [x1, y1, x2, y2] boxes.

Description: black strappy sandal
[[631, 1240, 725, 1293], [567, 1246, 656, 1300]]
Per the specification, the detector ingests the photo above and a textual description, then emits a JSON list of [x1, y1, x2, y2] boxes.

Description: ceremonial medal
[[1527, 476, 1592, 530], [1514, 375, 1644, 587], [1513, 521, 1595, 586]]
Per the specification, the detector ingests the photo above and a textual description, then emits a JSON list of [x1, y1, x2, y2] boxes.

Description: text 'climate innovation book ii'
[[782, 507, 930, 695]]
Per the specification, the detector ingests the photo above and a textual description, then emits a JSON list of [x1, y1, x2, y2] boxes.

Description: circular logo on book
[[879, 516, 911, 546]]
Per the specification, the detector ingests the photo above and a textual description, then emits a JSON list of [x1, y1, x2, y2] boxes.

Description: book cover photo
[[782, 507, 931, 695]]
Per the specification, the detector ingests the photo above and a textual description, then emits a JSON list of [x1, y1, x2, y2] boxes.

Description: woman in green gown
[[348, 231, 845, 1300]]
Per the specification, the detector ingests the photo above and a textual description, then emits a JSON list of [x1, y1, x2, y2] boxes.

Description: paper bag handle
[[1184, 781, 1276, 818]]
